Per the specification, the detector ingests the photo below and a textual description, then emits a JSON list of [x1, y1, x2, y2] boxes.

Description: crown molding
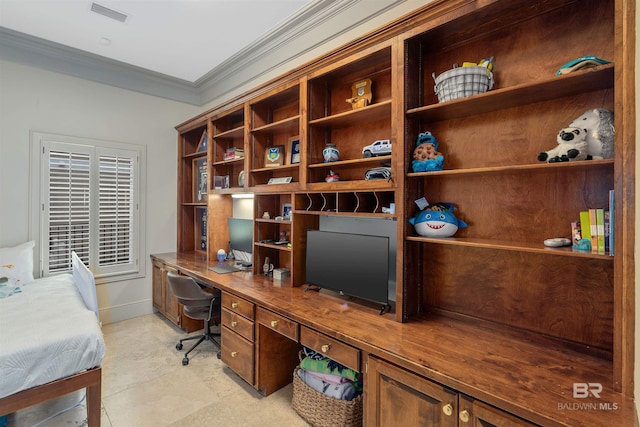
[[0, 0, 410, 107], [0, 27, 202, 105]]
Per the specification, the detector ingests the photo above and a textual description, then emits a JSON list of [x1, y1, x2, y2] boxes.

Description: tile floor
[[7, 313, 310, 427]]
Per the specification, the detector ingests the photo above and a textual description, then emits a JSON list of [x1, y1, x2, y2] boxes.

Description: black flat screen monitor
[[305, 230, 388, 306], [228, 218, 253, 254]]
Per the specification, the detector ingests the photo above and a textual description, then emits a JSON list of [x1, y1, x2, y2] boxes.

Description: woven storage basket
[[433, 65, 494, 103], [292, 367, 363, 427]]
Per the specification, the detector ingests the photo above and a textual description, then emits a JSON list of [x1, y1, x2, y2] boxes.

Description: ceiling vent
[[90, 2, 128, 23]]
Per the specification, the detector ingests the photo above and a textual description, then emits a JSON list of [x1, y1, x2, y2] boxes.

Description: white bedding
[[0, 274, 105, 399]]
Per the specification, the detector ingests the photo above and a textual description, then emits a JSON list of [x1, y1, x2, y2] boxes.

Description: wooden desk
[[151, 252, 635, 427]]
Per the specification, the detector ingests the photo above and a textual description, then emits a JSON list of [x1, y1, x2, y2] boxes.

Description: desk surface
[[152, 252, 635, 427]]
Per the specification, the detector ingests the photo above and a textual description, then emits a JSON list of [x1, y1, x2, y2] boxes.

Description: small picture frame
[[193, 157, 208, 202], [282, 203, 292, 219], [288, 136, 300, 164], [264, 145, 285, 167]]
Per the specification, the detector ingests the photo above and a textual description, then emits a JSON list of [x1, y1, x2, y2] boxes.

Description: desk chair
[[167, 272, 221, 365]]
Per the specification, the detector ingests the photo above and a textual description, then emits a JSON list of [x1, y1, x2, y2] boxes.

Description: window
[[31, 132, 146, 282]]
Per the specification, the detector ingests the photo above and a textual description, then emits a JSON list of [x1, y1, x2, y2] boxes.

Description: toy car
[[362, 139, 392, 157]]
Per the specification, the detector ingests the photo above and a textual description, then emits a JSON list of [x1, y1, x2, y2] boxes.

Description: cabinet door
[[151, 260, 165, 312], [366, 356, 457, 427], [459, 396, 537, 427], [163, 267, 180, 326]]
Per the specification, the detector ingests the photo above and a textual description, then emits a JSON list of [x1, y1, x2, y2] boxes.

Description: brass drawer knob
[[231, 321, 238, 327], [321, 344, 330, 353], [459, 410, 470, 423], [231, 351, 238, 358], [271, 320, 278, 327], [442, 403, 453, 416], [231, 302, 239, 309]]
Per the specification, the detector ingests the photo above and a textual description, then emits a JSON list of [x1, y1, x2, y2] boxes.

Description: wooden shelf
[[406, 235, 613, 259], [407, 65, 614, 122], [252, 115, 300, 135], [309, 100, 392, 128], [214, 125, 244, 139], [308, 155, 391, 169], [406, 158, 614, 177]]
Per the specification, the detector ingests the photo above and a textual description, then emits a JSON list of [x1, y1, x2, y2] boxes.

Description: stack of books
[[573, 190, 614, 255], [224, 147, 244, 161]]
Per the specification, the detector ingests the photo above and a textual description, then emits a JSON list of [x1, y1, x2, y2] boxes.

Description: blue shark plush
[[408, 202, 468, 237]]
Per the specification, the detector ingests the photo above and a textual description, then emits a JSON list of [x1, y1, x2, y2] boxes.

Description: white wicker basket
[[433, 66, 494, 102]]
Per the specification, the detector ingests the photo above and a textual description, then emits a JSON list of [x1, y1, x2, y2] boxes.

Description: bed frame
[[0, 367, 101, 425]]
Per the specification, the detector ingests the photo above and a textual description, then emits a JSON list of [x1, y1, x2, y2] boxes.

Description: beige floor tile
[[6, 313, 311, 427]]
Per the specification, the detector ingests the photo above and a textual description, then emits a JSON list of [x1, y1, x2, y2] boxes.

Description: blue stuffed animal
[[412, 131, 444, 172], [408, 202, 467, 237]]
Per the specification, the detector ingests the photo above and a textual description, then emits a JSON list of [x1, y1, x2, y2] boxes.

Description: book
[[579, 211, 591, 249], [596, 208, 605, 255], [609, 189, 615, 256], [604, 210, 610, 254], [588, 209, 598, 252]]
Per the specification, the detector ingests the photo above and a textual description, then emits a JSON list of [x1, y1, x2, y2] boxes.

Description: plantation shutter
[[47, 144, 92, 273], [42, 139, 139, 278], [97, 151, 135, 268]]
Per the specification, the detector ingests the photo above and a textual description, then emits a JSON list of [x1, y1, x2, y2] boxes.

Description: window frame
[[30, 131, 146, 283]]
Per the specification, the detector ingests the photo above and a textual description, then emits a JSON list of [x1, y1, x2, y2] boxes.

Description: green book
[[596, 209, 605, 255]]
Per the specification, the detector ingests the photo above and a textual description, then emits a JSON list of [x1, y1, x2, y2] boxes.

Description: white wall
[[0, 59, 200, 324]]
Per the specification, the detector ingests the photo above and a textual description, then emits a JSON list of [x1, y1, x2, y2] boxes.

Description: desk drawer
[[300, 326, 360, 372], [222, 293, 254, 320], [255, 307, 298, 341], [221, 325, 254, 386], [222, 307, 254, 342]]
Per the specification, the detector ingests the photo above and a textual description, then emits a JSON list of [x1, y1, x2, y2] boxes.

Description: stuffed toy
[[408, 202, 467, 237], [538, 127, 591, 163], [569, 108, 614, 159], [412, 131, 444, 172]]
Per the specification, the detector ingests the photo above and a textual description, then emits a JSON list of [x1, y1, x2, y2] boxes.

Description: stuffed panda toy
[[538, 127, 591, 163], [569, 108, 614, 159]]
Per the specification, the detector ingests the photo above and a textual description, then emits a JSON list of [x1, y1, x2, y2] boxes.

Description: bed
[[0, 244, 105, 425]]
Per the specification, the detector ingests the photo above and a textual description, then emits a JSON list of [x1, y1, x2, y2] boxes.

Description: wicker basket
[[292, 367, 363, 427], [433, 65, 494, 103]]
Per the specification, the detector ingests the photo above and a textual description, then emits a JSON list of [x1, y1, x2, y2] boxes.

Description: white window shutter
[[46, 145, 92, 274]]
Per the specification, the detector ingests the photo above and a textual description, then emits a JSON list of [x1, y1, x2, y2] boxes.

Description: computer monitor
[[228, 218, 253, 254]]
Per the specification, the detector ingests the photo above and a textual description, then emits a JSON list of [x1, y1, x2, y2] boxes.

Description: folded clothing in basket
[[298, 347, 363, 400], [297, 368, 356, 401]]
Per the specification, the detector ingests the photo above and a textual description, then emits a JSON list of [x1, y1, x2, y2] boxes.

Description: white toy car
[[362, 139, 392, 157]]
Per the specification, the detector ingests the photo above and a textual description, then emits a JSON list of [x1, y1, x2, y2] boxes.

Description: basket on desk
[[433, 65, 494, 103], [292, 366, 363, 427]]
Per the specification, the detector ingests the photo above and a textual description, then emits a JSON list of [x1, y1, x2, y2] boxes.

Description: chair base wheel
[[182, 357, 189, 366], [176, 343, 183, 351]]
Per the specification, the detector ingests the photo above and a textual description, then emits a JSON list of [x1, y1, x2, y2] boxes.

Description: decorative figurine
[[323, 143, 340, 162], [412, 131, 444, 172], [362, 139, 392, 158], [568, 108, 614, 159], [538, 127, 591, 163], [408, 202, 467, 237], [325, 170, 340, 182]]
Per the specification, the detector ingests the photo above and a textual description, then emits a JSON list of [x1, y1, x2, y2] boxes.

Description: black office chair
[[167, 272, 221, 365]]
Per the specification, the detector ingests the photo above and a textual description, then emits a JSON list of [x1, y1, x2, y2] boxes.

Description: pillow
[[0, 241, 35, 285], [72, 251, 99, 319]]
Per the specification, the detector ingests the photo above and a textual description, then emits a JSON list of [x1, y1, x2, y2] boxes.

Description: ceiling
[[0, 0, 314, 82]]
